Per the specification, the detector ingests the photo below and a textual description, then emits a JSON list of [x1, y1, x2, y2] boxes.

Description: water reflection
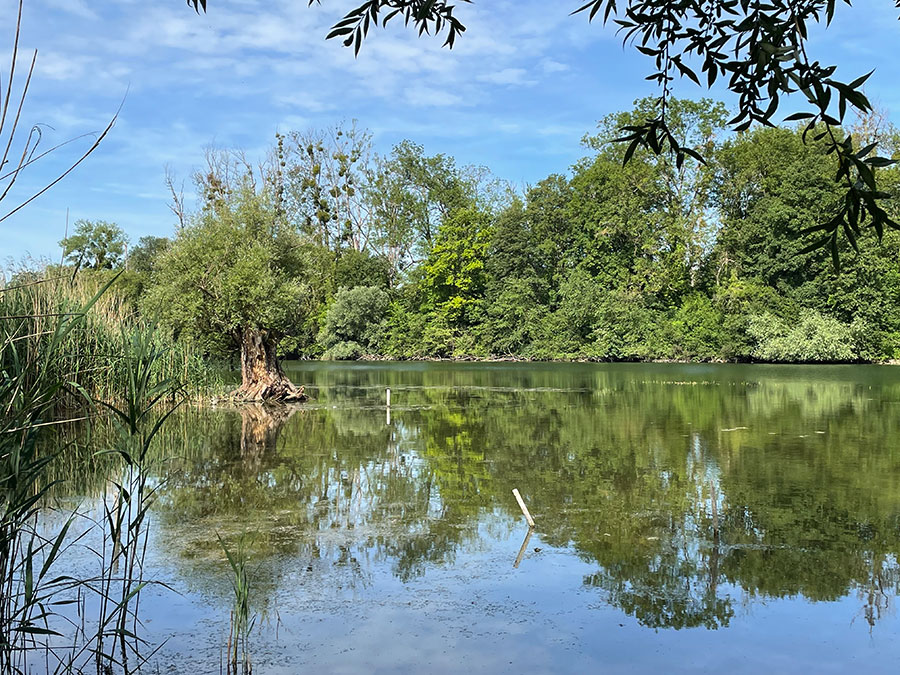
[[120, 362, 900, 640]]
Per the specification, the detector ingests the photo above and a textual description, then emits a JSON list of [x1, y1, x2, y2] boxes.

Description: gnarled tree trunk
[[233, 327, 307, 402]]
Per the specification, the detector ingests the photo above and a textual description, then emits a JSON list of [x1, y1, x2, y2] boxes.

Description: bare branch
[[164, 165, 187, 230]]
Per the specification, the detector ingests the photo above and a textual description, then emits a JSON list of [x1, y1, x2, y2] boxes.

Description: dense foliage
[[32, 101, 900, 364]]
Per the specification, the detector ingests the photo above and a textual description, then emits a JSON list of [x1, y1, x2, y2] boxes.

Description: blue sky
[[2, 0, 900, 263]]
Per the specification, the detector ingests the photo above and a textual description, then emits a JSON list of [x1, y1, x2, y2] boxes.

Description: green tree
[[127, 236, 171, 276], [714, 126, 840, 290], [318, 285, 391, 359], [420, 207, 492, 355], [333, 248, 391, 291], [668, 293, 724, 361], [146, 168, 311, 401], [368, 140, 473, 269], [714, 124, 900, 359], [572, 98, 726, 300], [59, 219, 128, 270], [481, 276, 549, 356], [487, 176, 578, 310]]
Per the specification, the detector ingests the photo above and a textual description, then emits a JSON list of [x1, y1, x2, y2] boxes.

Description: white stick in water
[[512, 488, 535, 528], [386, 388, 391, 407]]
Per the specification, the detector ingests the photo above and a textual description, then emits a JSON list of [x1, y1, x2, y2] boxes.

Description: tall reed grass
[[1, 270, 219, 407], [0, 269, 220, 673], [218, 532, 256, 675]]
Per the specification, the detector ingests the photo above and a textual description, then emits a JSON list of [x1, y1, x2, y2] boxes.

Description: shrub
[[318, 285, 391, 356], [669, 294, 725, 360], [323, 340, 364, 360], [747, 310, 855, 362]]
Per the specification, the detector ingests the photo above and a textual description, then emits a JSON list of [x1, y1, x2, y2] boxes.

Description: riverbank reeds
[[0, 277, 111, 672], [1, 269, 215, 673], [1, 270, 219, 408]]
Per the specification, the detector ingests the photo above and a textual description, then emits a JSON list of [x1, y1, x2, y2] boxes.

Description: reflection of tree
[[585, 563, 734, 630], [152, 401, 487, 596], [106, 365, 900, 629], [236, 403, 296, 464]]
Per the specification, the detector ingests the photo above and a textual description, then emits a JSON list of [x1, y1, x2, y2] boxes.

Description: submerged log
[[231, 327, 308, 402]]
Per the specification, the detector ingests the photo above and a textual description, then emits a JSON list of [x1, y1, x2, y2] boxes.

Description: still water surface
[[59, 363, 900, 672]]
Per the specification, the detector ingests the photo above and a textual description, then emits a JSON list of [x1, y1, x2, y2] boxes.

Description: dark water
[[53, 362, 900, 672]]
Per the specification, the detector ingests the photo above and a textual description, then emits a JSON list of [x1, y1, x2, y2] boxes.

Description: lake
[[41, 362, 900, 673]]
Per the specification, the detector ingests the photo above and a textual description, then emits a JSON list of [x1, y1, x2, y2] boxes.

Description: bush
[[318, 285, 391, 356], [590, 289, 669, 360], [747, 310, 855, 362], [669, 294, 724, 360], [482, 277, 548, 355], [323, 340, 364, 360]]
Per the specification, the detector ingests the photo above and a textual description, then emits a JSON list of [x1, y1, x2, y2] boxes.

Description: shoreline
[[323, 354, 899, 366]]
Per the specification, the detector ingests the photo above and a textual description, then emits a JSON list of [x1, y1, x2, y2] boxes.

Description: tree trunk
[[233, 327, 307, 402]]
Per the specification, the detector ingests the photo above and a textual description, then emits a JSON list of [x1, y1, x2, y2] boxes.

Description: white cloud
[[33, 52, 86, 80], [41, 0, 98, 20], [404, 86, 464, 107], [478, 68, 536, 86], [540, 59, 569, 74]]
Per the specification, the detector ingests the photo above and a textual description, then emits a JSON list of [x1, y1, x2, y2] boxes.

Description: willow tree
[[147, 162, 311, 401]]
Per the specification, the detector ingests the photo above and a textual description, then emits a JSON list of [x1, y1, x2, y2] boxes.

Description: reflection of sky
[[5, 1, 900, 261], [38, 515, 900, 673], [32, 362, 900, 671]]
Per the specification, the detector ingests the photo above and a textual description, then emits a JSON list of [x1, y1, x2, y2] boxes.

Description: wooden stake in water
[[386, 388, 391, 407], [512, 488, 535, 528]]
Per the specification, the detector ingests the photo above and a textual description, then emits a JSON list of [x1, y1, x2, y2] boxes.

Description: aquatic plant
[[0, 276, 113, 672], [90, 326, 185, 673], [218, 532, 256, 675]]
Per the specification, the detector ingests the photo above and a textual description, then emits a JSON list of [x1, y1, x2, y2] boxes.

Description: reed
[[90, 326, 185, 673], [0, 269, 212, 673], [218, 532, 256, 675], [0, 276, 113, 672], [0, 269, 221, 409]]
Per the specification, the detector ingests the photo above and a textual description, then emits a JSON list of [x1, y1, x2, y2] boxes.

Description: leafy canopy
[[59, 219, 128, 270], [145, 179, 312, 357]]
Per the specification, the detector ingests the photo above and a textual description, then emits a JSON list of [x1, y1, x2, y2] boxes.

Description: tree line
[[52, 98, 900, 373]]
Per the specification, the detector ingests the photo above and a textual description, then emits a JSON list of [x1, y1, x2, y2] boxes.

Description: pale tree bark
[[233, 327, 306, 402]]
